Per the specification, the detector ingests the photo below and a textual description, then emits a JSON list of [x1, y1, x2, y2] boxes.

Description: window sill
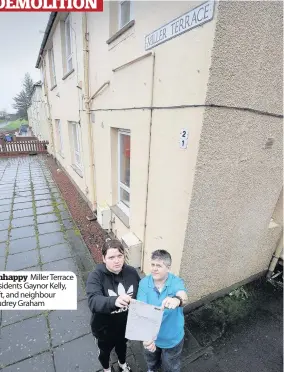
[[106, 20, 135, 45], [110, 204, 130, 228], [62, 69, 75, 81], [71, 164, 83, 178], [58, 152, 64, 159], [50, 84, 57, 91]]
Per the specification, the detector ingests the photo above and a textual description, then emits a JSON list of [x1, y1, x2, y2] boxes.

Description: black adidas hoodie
[[86, 263, 140, 340]]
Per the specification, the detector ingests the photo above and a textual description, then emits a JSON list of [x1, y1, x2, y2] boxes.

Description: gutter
[[35, 12, 57, 69]]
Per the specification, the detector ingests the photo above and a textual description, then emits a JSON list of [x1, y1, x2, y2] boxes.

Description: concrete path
[[1, 156, 281, 372], [0, 156, 141, 372]]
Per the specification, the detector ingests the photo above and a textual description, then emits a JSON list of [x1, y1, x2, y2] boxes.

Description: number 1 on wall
[[179, 129, 189, 149]]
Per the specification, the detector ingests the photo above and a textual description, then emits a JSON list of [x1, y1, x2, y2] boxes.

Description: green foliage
[[12, 73, 34, 120], [3, 119, 28, 131]]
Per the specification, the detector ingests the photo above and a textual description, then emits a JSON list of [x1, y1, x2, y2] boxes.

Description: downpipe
[[266, 232, 283, 280]]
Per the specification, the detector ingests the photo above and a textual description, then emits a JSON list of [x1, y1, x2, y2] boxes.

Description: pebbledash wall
[[32, 1, 283, 304]]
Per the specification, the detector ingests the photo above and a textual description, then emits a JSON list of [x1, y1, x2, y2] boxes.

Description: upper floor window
[[119, 1, 131, 29], [49, 48, 56, 87], [65, 15, 73, 73]]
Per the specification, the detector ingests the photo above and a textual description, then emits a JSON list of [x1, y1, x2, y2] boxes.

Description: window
[[49, 48, 56, 87], [55, 119, 63, 155], [65, 15, 73, 73], [117, 130, 130, 215], [119, 1, 131, 29], [70, 122, 82, 168]]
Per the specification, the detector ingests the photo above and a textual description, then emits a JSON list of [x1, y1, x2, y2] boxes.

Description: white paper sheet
[[125, 300, 164, 341]]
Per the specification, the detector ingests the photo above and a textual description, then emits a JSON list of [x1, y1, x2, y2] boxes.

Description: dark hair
[[102, 239, 125, 257], [151, 250, 172, 267]]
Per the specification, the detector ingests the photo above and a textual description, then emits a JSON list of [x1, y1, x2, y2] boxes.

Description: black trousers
[[97, 336, 128, 369]]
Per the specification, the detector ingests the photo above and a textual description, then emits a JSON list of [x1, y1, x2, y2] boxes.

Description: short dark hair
[[102, 239, 125, 257], [151, 250, 172, 267]]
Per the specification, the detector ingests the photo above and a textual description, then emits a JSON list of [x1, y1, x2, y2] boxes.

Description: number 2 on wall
[[179, 129, 189, 149]]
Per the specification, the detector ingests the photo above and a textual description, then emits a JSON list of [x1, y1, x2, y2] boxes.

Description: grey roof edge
[[35, 12, 57, 69]]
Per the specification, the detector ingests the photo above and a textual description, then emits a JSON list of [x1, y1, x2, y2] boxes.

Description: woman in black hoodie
[[86, 239, 140, 372]]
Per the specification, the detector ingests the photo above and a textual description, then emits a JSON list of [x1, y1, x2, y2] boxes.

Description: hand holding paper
[[125, 299, 164, 342]]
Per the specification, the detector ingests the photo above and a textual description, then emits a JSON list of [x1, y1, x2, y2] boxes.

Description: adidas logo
[[108, 283, 134, 297], [108, 283, 134, 314]]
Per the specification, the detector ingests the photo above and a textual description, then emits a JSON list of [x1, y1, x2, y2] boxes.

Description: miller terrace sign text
[[145, 1, 215, 51]]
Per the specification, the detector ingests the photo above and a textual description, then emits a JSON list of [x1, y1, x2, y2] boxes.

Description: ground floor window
[[117, 130, 130, 216], [55, 119, 63, 155], [69, 121, 82, 169]]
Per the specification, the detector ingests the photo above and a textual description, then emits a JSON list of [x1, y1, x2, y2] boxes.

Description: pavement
[[0, 156, 283, 372]]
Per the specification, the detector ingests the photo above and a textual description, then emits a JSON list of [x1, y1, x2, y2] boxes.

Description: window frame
[[118, 1, 132, 30], [117, 129, 130, 216], [64, 15, 73, 73], [55, 119, 63, 156], [50, 48, 56, 87], [70, 121, 82, 169]]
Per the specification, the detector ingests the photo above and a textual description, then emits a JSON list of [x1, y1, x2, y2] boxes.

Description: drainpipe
[[141, 52, 156, 271], [267, 232, 283, 280], [82, 12, 96, 211], [40, 55, 55, 157]]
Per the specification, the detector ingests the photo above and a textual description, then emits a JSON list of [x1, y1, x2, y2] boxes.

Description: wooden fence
[[0, 140, 49, 156]]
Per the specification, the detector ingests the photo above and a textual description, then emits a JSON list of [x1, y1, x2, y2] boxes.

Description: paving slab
[[15, 187, 31, 192], [9, 236, 38, 254], [14, 191, 32, 198], [60, 210, 72, 220], [33, 184, 49, 190], [53, 333, 101, 372], [38, 221, 62, 235], [10, 226, 36, 240], [1, 309, 44, 327], [0, 316, 50, 366], [0, 256, 5, 270], [21, 265, 41, 272], [38, 231, 65, 248], [62, 219, 75, 230], [6, 250, 39, 271], [16, 182, 30, 188], [13, 202, 33, 211], [0, 219, 10, 231], [37, 213, 59, 224], [34, 194, 52, 202], [13, 208, 34, 218], [0, 242, 6, 256], [77, 278, 87, 301], [40, 243, 73, 264], [57, 203, 66, 211], [14, 196, 33, 204], [42, 257, 78, 275], [48, 299, 90, 347], [34, 188, 50, 195], [11, 216, 35, 229], [0, 204, 12, 212], [1, 351, 55, 372], [0, 229, 8, 243], [36, 206, 54, 215], [36, 200, 53, 208], [0, 199, 12, 206], [0, 211, 11, 221], [0, 193, 13, 200]]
